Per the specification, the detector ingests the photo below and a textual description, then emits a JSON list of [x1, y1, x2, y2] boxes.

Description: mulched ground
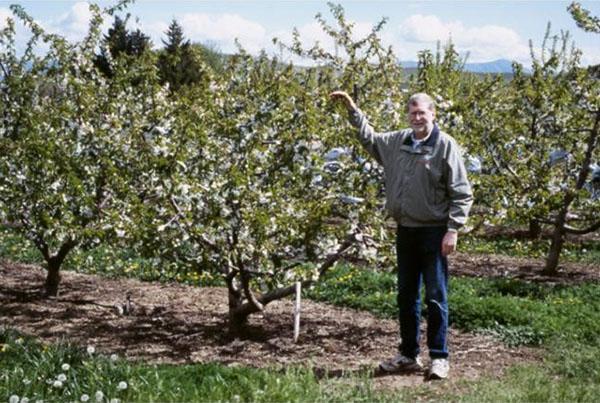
[[451, 252, 599, 285], [0, 258, 551, 390]]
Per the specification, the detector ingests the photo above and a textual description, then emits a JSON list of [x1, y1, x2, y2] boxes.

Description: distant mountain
[[399, 58, 521, 74], [465, 59, 516, 73]]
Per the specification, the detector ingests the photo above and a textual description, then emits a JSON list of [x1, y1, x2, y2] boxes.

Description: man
[[330, 91, 473, 379]]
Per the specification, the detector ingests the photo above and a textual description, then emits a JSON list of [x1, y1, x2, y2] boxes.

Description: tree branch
[[240, 269, 264, 312], [1, 221, 23, 229], [575, 110, 600, 191], [564, 220, 600, 235], [53, 237, 78, 264], [482, 137, 524, 189], [229, 230, 360, 318], [225, 268, 241, 300]]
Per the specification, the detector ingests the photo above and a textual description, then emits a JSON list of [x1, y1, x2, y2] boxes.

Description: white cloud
[[59, 2, 92, 35], [45, 1, 94, 42], [578, 45, 600, 66], [400, 14, 462, 43], [397, 14, 530, 63], [137, 20, 169, 48], [0, 8, 11, 29], [175, 13, 268, 54], [41, 2, 133, 46]]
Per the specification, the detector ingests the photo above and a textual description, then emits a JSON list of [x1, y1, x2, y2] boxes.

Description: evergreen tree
[[94, 15, 152, 78], [163, 18, 185, 53], [157, 19, 203, 92]]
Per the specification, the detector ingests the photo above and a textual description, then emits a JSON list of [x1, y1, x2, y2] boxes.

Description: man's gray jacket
[[350, 109, 473, 231]]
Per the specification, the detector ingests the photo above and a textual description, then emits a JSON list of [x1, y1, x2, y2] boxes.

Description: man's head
[[407, 93, 435, 138]]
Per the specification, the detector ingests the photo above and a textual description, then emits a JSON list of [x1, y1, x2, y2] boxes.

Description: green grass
[[309, 264, 600, 347], [450, 363, 600, 402], [1, 328, 401, 403], [0, 230, 40, 265]]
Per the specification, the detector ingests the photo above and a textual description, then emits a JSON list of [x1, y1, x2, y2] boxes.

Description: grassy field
[[1, 228, 599, 401]]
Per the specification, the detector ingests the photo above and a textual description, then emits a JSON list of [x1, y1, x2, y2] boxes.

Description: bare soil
[[0, 258, 551, 391]]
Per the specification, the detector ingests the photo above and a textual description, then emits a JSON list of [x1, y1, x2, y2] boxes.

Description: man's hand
[[441, 231, 458, 256], [329, 90, 358, 112]]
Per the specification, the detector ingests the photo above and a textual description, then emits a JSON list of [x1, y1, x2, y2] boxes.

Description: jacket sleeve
[[445, 141, 474, 231], [348, 108, 385, 165]]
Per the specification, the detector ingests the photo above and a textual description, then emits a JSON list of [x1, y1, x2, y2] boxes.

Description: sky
[[0, 0, 599, 66]]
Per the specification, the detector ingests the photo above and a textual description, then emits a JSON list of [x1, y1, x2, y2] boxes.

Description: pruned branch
[[564, 220, 600, 235]]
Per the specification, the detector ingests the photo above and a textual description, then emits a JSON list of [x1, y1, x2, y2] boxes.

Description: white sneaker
[[428, 358, 449, 379], [379, 353, 423, 373]]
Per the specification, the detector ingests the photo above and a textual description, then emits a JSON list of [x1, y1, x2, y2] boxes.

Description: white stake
[[293, 281, 301, 343]]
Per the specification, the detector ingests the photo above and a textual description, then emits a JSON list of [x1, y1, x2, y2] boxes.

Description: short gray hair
[[407, 93, 435, 112]]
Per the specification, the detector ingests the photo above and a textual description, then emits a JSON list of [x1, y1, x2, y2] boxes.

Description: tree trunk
[[543, 208, 568, 276], [41, 240, 77, 297], [528, 219, 542, 239], [544, 110, 600, 272], [228, 310, 249, 335], [224, 233, 357, 333], [44, 259, 61, 297], [227, 289, 248, 334], [544, 228, 565, 276]]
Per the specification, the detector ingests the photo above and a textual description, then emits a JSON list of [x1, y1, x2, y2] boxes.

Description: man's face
[[408, 101, 435, 138]]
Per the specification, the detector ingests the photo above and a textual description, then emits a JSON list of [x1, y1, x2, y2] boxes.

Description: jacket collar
[[402, 124, 440, 153]]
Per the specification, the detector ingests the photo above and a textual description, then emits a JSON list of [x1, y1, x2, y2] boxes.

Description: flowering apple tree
[[129, 6, 410, 330], [0, 3, 174, 295], [470, 28, 599, 274]]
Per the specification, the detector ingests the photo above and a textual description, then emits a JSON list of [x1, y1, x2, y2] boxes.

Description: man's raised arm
[[329, 90, 385, 164]]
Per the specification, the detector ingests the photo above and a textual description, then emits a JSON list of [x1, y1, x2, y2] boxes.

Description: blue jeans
[[396, 226, 449, 359]]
